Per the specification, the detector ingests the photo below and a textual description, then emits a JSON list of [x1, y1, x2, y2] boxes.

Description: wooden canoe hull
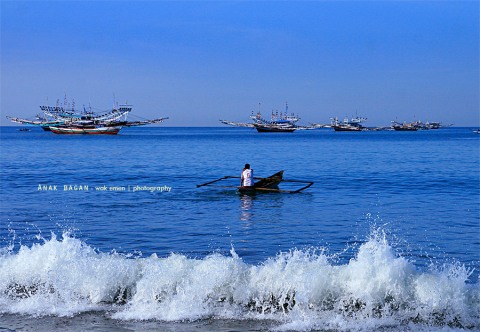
[[238, 171, 284, 194], [197, 170, 313, 194]]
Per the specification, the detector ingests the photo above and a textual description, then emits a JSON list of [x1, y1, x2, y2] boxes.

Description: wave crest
[[0, 231, 478, 330]]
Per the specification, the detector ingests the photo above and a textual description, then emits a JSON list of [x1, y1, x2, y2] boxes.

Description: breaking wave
[[0, 231, 478, 331]]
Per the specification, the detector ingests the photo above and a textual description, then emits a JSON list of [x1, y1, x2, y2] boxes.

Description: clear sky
[[1, 1, 478, 126]]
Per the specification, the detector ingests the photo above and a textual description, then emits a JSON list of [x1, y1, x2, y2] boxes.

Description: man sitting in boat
[[241, 164, 254, 187]]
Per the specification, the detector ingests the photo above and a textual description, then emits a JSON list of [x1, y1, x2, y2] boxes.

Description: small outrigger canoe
[[196, 171, 313, 194]]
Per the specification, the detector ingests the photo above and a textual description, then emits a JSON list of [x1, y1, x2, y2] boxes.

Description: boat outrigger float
[[196, 171, 314, 194]]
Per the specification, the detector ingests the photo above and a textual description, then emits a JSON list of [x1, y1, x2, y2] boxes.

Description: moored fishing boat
[[390, 120, 451, 131], [49, 125, 121, 135], [253, 123, 296, 133], [391, 121, 419, 131], [332, 124, 363, 131], [220, 102, 316, 132], [330, 115, 367, 131], [7, 96, 168, 134]]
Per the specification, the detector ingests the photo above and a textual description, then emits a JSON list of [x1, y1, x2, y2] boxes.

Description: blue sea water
[[0, 126, 479, 331]]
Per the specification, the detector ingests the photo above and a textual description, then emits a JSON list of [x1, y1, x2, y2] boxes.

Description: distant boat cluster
[[7, 97, 168, 135], [8, 98, 458, 134], [220, 104, 452, 133], [319, 116, 450, 132]]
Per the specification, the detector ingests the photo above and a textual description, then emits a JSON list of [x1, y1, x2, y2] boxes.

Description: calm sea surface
[[0, 126, 479, 331]]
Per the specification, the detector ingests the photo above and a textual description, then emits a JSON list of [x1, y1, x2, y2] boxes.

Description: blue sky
[[1, 1, 478, 126]]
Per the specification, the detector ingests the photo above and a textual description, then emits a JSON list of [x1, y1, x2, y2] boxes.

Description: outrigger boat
[[196, 171, 314, 194], [7, 96, 168, 135], [220, 102, 319, 132]]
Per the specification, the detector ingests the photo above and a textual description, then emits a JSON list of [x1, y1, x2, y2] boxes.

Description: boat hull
[[237, 187, 257, 195], [41, 123, 63, 131], [393, 126, 418, 131], [238, 171, 284, 194], [254, 125, 296, 133], [50, 126, 121, 135], [332, 125, 363, 131]]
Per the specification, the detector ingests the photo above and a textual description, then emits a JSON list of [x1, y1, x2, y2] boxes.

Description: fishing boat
[[7, 96, 168, 134], [330, 115, 367, 131], [238, 170, 285, 194], [391, 121, 419, 131], [332, 124, 362, 131], [253, 123, 297, 133], [196, 170, 314, 194], [391, 120, 451, 131], [425, 122, 441, 129], [49, 125, 121, 135], [220, 102, 316, 132]]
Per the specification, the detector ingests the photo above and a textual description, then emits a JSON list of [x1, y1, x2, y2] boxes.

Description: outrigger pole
[[196, 175, 277, 187], [196, 176, 235, 188], [196, 174, 314, 194], [280, 179, 314, 193]]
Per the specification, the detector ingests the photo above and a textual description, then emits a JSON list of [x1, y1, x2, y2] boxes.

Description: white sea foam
[[0, 231, 478, 331]]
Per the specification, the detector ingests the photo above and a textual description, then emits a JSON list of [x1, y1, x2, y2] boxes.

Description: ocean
[[0, 126, 479, 331]]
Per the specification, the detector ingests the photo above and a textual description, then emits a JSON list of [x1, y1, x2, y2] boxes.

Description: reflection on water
[[239, 194, 253, 223]]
